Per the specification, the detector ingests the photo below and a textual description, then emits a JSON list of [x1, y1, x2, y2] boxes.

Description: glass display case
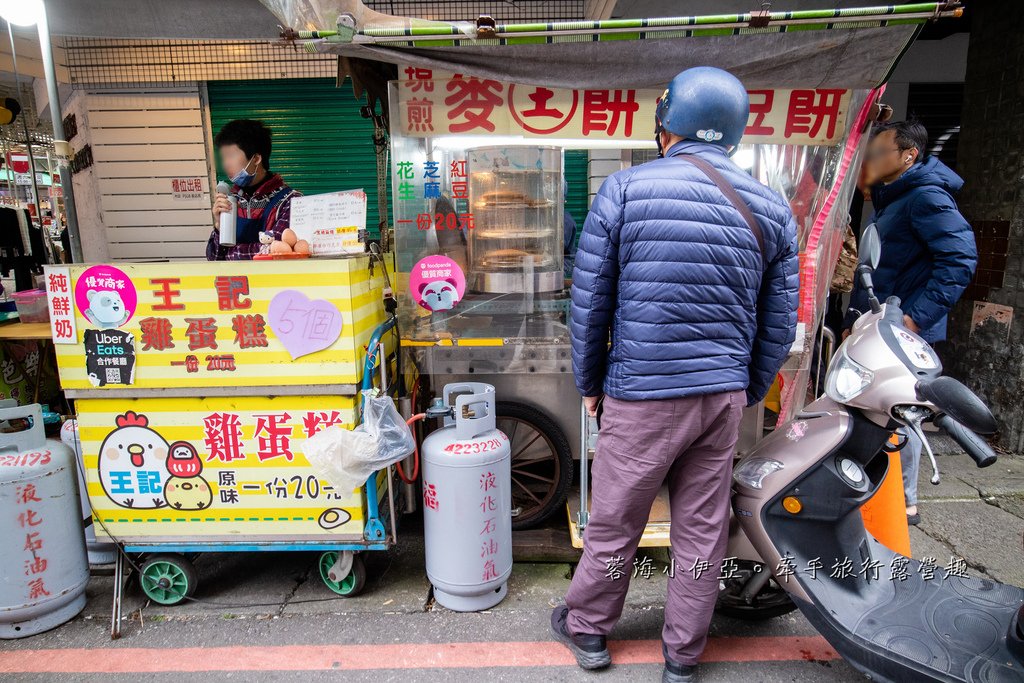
[[466, 146, 564, 294]]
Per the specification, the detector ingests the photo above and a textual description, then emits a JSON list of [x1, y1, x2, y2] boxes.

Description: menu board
[[289, 189, 368, 256]]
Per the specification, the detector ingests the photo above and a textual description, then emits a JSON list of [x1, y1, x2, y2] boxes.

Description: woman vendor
[[206, 119, 301, 260]]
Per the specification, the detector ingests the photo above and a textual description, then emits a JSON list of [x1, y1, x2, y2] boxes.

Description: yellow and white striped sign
[[53, 258, 387, 390], [77, 395, 386, 543]]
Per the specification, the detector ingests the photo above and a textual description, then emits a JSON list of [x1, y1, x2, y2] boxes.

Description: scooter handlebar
[[934, 413, 998, 468]]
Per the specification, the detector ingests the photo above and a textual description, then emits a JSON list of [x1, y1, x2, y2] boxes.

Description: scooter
[[731, 225, 1024, 682]]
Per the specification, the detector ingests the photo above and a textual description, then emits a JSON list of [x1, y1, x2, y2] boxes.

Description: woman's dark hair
[[871, 119, 928, 163], [215, 119, 272, 171]]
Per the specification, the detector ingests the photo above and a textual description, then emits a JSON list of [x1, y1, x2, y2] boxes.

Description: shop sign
[[44, 266, 77, 344], [78, 396, 369, 542], [53, 261, 384, 390], [398, 67, 850, 146], [171, 177, 205, 201]]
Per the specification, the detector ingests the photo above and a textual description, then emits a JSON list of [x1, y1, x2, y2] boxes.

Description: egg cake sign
[[55, 261, 375, 390], [78, 396, 368, 542]]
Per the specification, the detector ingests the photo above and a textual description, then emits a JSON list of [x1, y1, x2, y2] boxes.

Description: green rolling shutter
[[206, 78, 389, 237], [565, 150, 589, 248], [208, 78, 590, 244]]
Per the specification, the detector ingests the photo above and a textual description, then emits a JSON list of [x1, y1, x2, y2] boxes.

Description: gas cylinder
[[0, 405, 89, 638], [421, 383, 512, 611], [61, 419, 117, 565]]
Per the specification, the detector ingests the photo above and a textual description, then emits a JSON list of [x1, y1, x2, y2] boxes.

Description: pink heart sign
[[267, 290, 343, 360]]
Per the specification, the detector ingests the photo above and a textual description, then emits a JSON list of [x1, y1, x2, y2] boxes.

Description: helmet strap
[[655, 120, 665, 158]]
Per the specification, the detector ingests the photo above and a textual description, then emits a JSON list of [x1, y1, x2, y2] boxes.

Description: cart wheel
[[139, 554, 197, 606], [497, 401, 573, 530], [319, 552, 366, 597]]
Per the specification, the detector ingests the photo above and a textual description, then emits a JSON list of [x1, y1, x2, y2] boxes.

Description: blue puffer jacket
[[571, 141, 800, 405], [843, 157, 976, 344]]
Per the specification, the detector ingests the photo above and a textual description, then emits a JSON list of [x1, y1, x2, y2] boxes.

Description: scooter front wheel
[[716, 560, 797, 621]]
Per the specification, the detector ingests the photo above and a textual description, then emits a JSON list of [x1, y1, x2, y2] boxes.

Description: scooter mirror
[[860, 223, 881, 270]]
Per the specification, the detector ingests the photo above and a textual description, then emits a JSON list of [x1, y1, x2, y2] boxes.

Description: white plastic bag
[[303, 390, 414, 494]]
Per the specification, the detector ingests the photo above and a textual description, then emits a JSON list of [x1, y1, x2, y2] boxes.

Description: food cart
[[43, 257, 396, 636], [240, 8, 956, 628], [266, 0, 961, 532], [245, 4, 965, 557]]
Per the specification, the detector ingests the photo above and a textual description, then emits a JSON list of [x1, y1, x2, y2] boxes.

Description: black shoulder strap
[[676, 154, 766, 265]]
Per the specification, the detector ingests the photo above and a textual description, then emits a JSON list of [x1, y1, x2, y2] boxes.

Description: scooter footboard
[[793, 535, 1024, 683]]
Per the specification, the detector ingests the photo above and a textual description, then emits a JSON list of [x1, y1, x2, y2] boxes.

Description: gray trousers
[[565, 391, 744, 666], [899, 427, 924, 506]]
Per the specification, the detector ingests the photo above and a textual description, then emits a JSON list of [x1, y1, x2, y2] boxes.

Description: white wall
[[78, 85, 213, 261], [65, 89, 108, 262]]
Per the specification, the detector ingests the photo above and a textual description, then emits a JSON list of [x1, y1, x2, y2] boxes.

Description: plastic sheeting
[[259, 0, 927, 90]]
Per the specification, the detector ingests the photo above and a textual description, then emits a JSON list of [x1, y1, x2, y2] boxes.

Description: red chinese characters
[[302, 410, 346, 438], [151, 278, 185, 311], [16, 480, 50, 596], [203, 412, 245, 462], [232, 314, 268, 348], [46, 269, 76, 343], [785, 89, 845, 141], [423, 482, 439, 511], [406, 98, 435, 133], [745, 90, 775, 136], [445, 76, 504, 133], [215, 276, 252, 311], [139, 317, 174, 351], [478, 469, 501, 582], [185, 317, 218, 351], [254, 413, 294, 462], [582, 89, 639, 137]]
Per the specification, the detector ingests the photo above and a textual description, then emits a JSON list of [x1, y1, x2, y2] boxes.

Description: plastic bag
[[303, 390, 415, 494]]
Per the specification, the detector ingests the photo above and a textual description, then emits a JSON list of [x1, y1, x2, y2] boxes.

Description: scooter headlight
[[733, 457, 785, 490], [825, 349, 874, 403]]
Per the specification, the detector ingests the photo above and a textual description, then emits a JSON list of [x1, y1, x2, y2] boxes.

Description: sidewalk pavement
[[911, 436, 1024, 587], [0, 443, 1019, 681]]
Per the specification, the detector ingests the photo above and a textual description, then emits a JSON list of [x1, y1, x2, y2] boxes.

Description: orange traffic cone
[[861, 438, 912, 558]]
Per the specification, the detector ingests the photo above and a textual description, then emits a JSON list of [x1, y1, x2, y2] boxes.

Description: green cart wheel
[[319, 552, 366, 597], [139, 554, 198, 606]]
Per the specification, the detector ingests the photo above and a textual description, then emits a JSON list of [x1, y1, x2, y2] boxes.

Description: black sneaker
[[550, 605, 611, 670], [663, 659, 696, 683], [662, 644, 696, 683]]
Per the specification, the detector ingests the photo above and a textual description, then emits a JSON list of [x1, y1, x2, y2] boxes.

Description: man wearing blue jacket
[[550, 67, 799, 683], [844, 120, 977, 526]]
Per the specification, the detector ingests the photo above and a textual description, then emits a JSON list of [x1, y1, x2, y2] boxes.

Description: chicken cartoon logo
[[164, 441, 213, 511], [97, 411, 171, 509]]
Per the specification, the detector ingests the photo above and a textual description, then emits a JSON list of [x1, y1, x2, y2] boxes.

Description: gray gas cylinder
[[421, 383, 512, 612], [60, 419, 117, 565], [0, 405, 89, 638]]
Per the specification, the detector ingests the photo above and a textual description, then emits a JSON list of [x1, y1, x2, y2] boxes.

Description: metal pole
[[37, 2, 82, 263], [7, 22, 34, 257]]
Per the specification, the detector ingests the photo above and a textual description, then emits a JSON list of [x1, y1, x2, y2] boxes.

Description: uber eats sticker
[[85, 329, 136, 386]]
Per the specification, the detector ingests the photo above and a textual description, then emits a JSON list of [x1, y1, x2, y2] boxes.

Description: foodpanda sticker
[[74, 264, 137, 329], [409, 256, 466, 313]]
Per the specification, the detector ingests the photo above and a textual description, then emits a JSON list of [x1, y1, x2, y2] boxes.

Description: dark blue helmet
[[656, 67, 750, 149]]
